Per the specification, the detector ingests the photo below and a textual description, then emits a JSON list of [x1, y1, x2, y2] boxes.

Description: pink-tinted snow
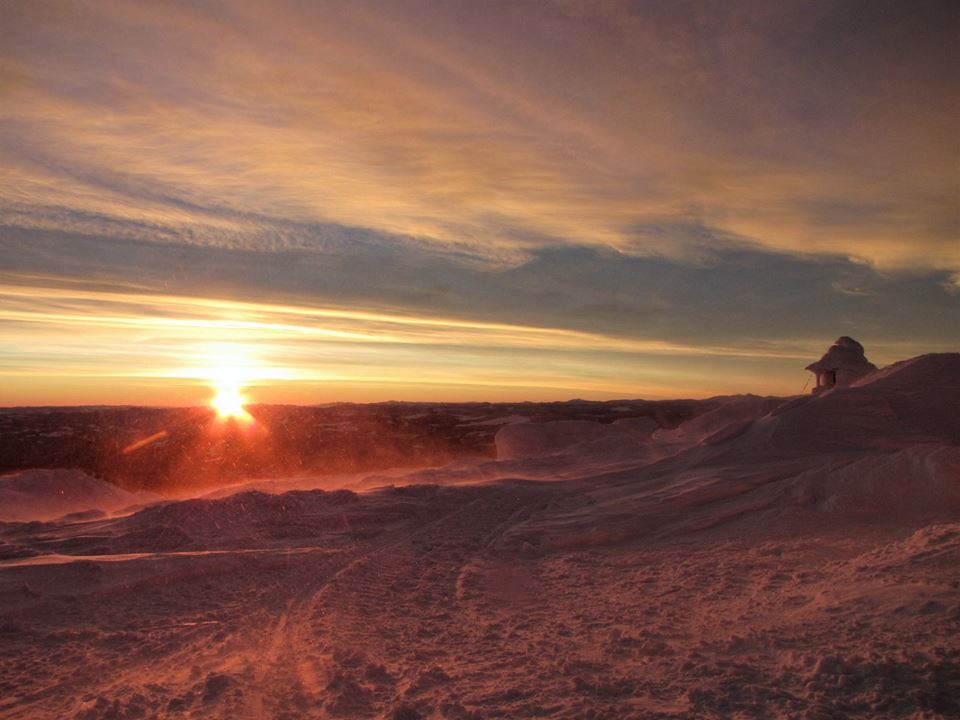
[[0, 353, 958, 719]]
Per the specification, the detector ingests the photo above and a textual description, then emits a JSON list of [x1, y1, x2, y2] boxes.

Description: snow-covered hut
[[806, 336, 877, 393]]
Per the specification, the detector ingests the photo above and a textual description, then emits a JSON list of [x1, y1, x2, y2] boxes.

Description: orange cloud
[[0, 279, 825, 405], [0, 1, 955, 270], [0, 1, 956, 405]]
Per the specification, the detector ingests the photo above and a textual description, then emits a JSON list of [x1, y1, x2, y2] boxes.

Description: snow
[[805, 335, 878, 389], [0, 352, 958, 718], [0, 469, 160, 522]]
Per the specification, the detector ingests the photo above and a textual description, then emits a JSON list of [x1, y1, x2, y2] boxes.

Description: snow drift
[[494, 353, 960, 548], [789, 445, 960, 520], [495, 418, 656, 460], [2, 353, 959, 719], [0, 469, 159, 522]]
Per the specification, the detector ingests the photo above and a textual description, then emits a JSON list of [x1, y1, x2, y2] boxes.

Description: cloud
[[0, 230, 956, 403], [0, 0, 956, 268], [0, 0, 956, 403]]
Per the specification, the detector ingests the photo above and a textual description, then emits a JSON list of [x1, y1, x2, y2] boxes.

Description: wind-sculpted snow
[[788, 446, 960, 520], [0, 354, 958, 718], [0, 469, 160, 523], [495, 418, 656, 460], [775, 353, 960, 450]]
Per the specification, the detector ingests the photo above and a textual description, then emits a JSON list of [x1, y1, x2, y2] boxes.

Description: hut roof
[[805, 336, 877, 373]]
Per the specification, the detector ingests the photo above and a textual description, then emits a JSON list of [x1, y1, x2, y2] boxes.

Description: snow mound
[[789, 445, 960, 521], [0, 469, 160, 522], [495, 419, 654, 460], [770, 352, 960, 452], [854, 352, 960, 391], [493, 354, 960, 548], [123, 489, 361, 547], [653, 396, 783, 447]]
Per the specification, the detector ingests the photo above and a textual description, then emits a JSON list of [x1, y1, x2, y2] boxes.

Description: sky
[[0, 0, 957, 405]]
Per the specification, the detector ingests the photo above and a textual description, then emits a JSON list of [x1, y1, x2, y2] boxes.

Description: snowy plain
[[1, 353, 958, 719]]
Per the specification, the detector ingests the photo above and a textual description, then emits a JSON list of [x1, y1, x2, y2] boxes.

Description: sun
[[210, 380, 253, 423]]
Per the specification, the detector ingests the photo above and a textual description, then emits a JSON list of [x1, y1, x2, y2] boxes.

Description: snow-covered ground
[[1, 354, 958, 719], [0, 469, 160, 523]]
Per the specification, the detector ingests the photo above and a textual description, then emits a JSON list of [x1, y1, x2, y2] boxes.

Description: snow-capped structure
[[805, 336, 877, 393]]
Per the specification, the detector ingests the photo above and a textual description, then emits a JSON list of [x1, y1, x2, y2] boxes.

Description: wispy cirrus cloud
[[1, 231, 956, 404], [0, 277, 816, 405], [0, 0, 956, 403], [1, 0, 956, 266]]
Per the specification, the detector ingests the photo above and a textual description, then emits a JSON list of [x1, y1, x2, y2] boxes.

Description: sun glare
[[211, 380, 253, 423]]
